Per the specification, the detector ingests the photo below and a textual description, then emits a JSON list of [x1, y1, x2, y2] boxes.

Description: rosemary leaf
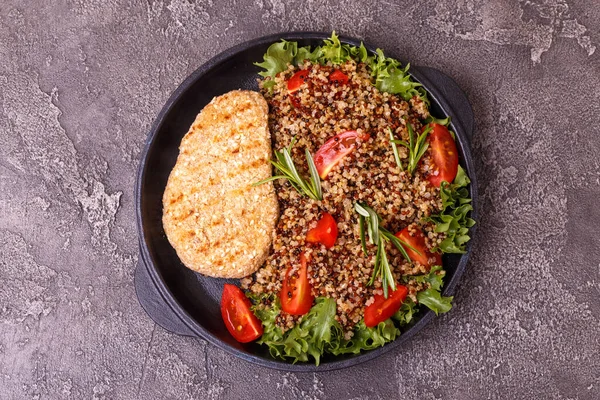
[[288, 135, 298, 151], [381, 229, 411, 261], [389, 128, 403, 171], [391, 139, 409, 147], [283, 148, 307, 191], [414, 142, 429, 167], [359, 215, 368, 255], [274, 149, 287, 166], [378, 240, 388, 298], [370, 240, 381, 286], [354, 202, 370, 217], [305, 148, 322, 200], [379, 245, 396, 298], [366, 219, 375, 245], [407, 121, 415, 152], [251, 175, 289, 186], [366, 207, 380, 245]]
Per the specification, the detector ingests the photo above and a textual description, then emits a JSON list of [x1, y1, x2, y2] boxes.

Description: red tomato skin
[[305, 212, 338, 249], [220, 284, 263, 343], [427, 123, 459, 187], [364, 286, 408, 327], [329, 70, 349, 85], [395, 227, 442, 267], [313, 131, 369, 179], [287, 70, 309, 93], [280, 253, 314, 316]]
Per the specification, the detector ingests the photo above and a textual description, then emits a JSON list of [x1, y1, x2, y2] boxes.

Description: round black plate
[[135, 32, 478, 372]]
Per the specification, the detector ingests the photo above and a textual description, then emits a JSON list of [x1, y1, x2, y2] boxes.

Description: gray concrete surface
[[1, 0, 599, 399]]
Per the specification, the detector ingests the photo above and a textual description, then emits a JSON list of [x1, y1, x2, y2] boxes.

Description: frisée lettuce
[[255, 31, 428, 103], [250, 296, 400, 365]]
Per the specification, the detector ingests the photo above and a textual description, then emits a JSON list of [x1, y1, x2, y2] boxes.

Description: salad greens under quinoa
[[256, 33, 427, 103], [224, 33, 474, 365]]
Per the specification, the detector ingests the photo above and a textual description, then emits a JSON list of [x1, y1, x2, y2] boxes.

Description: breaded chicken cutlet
[[162, 90, 278, 278]]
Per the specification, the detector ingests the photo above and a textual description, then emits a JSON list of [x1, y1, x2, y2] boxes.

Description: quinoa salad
[[220, 33, 475, 365]]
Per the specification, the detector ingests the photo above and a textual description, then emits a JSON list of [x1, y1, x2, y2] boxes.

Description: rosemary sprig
[[391, 122, 432, 174], [354, 202, 420, 298], [253, 137, 322, 201]]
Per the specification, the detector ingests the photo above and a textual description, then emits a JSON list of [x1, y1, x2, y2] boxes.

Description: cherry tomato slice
[[280, 252, 314, 316], [364, 285, 408, 327], [220, 284, 263, 343], [395, 227, 442, 267], [329, 69, 349, 85], [313, 130, 369, 179], [427, 123, 459, 187], [305, 212, 338, 249], [287, 70, 309, 93]]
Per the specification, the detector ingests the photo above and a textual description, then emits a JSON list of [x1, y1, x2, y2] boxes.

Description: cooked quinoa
[[241, 60, 447, 336]]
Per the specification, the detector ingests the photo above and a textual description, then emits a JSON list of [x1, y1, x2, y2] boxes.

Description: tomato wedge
[[427, 123, 459, 187], [364, 285, 408, 327], [329, 69, 349, 85], [395, 227, 442, 267], [287, 70, 309, 93], [313, 130, 369, 179], [306, 212, 338, 249], [220, 284, 263, 343], [280, 252, 314, 315]]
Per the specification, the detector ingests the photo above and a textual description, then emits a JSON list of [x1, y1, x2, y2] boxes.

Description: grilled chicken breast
[[162, 90, 278, 278]]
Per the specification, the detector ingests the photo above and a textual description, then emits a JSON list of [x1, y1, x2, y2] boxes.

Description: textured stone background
[[1, 0, 599, 399]]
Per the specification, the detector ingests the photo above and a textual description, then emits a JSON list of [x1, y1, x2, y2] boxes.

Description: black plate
[[135, 32, 478, 372]]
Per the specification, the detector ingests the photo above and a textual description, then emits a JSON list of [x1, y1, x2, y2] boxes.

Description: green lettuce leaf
[[425, 115, 451, 126], [316, 31, 369, 65], [254, 40, 298, 79], [253, 40, 317, 90], [330, 320, 400, 355], [366, 49, 428, 103], [295, 45, 322, 65], [251, 295, 402, 364], [417, 289, 453, 315], [317, 31, 350, 64], [409, 264, 445, 291], [288, 297, 340, 365], [392, 297, 418, 326], [252, 297, 341, 366], [249, 295, 286, 359], [250, 289, 449, 363], [429, 165, 476, 253], [404, 265, 453, 315]]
